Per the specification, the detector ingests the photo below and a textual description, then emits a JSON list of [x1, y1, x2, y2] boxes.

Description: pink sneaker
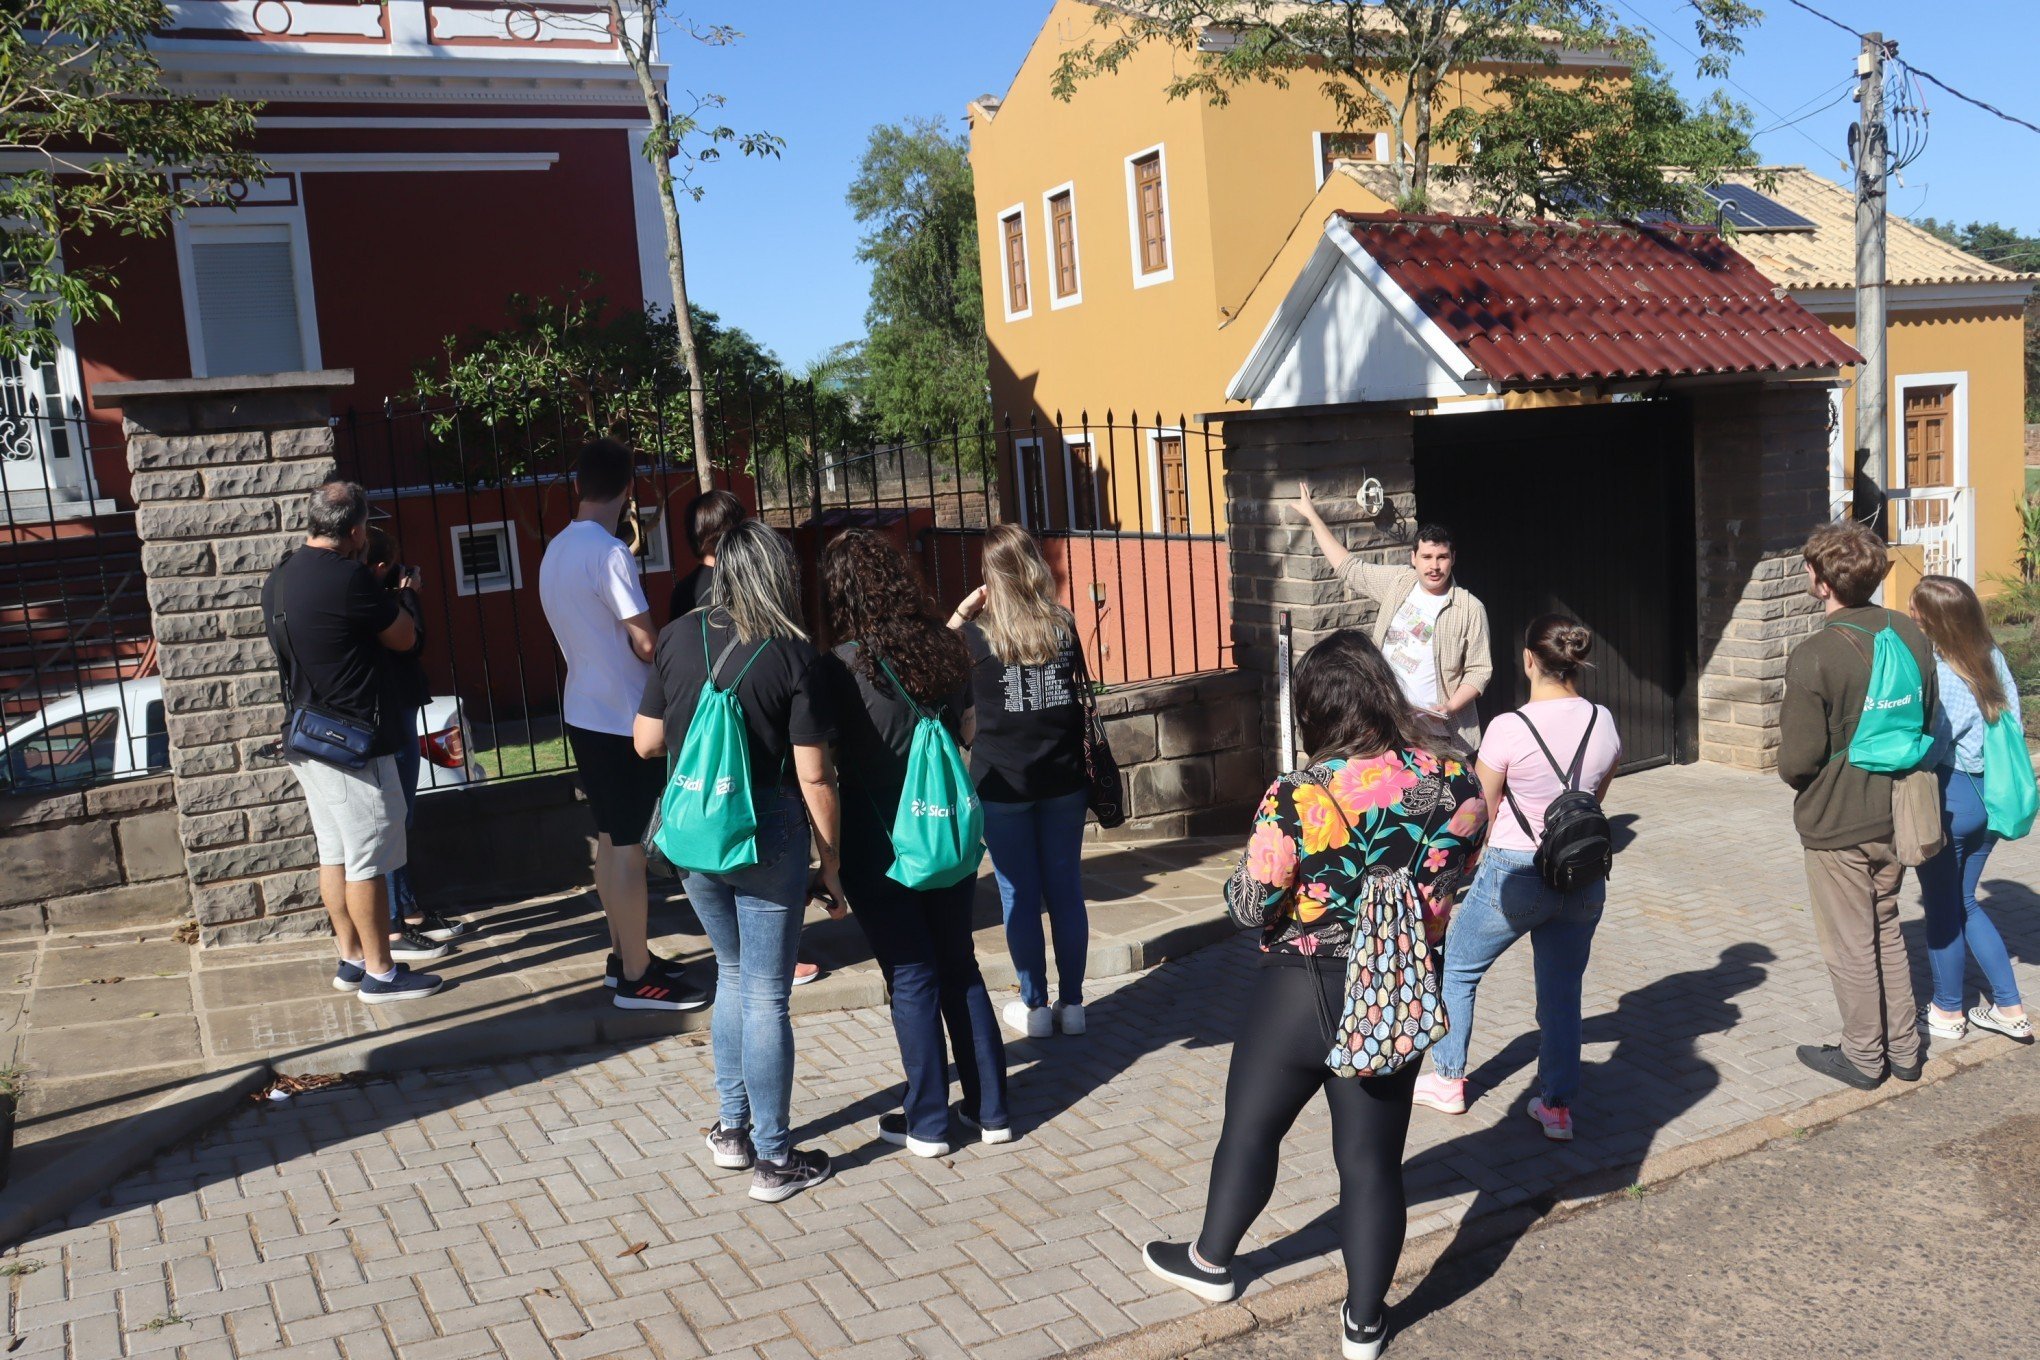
[[1527, 1097, 1573, 1141], [1412, 1073, 1466, 1114]]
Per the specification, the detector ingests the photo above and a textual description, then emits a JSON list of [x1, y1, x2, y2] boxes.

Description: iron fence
[[0, 395, 162, 796]]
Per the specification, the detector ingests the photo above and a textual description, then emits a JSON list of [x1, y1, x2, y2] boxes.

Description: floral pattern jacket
[[1224, 749, 1486, 960]]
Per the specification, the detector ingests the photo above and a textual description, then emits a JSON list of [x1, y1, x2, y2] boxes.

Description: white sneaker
[[877, 1112, 950, 1158], [1054, 1003, 1087, 1036], [1002, 1000, 1051, 1038]]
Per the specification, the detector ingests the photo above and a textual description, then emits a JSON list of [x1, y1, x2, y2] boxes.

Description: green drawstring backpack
[[1833, 615, 1935, 774], [653, 615, 767, 875], [1981, 702, 2038, 841], [872, 653, 984, 890]]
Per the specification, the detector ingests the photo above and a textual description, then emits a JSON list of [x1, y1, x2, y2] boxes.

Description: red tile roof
[[1336, 211, 1862, 386]]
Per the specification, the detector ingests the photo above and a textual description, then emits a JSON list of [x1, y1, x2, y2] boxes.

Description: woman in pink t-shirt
[[1413, 615, 1621, 1142]]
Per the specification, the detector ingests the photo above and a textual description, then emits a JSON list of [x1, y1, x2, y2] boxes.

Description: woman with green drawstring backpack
[[1911, 575, 2035, 1046], [632, 521, 845, 1204], [821, 531, 1011, 1158]]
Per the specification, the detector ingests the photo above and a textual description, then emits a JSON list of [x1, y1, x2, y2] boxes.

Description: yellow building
[[969, 0, 1617, 534]]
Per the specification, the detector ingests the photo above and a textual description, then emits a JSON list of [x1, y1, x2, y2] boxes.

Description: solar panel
[[1696, 185, 1816, 232]]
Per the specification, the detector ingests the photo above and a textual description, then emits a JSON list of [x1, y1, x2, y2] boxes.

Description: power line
[[1754, 79, 1852, 137], [1780, 0, 2040, 138]]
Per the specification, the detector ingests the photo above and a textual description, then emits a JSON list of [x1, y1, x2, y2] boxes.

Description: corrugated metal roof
[[1336, 211, 1863, 387], [1335, 162, 2033, 291]]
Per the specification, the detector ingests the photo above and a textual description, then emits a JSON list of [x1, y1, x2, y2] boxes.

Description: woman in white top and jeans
[[1415, 615, 1621, 1141]]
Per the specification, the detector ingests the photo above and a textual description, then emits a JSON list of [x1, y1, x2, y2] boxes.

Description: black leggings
[[1195, 962, 1420, 1320]]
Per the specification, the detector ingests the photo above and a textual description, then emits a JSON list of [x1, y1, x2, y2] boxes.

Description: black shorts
[[565, 723, 664, 844]]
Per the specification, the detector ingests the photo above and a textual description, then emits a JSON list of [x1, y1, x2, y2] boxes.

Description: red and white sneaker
[[1527, 1096, 1573, 1141], [1412, 1073, 1466, 1114]]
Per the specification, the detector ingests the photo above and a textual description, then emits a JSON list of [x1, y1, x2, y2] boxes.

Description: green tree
[[1435, 62, 1760, 218], [1918, 218, 2040, 423], [2, 0, 262, 361], [1049, 0, 1758, 211], [847, 117, 988, 440]]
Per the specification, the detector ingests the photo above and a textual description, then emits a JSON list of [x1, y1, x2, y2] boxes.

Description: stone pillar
[[93, 371, 356, 945], [1222, 407, 1419, 759], [1691, 380, 1834, 769]]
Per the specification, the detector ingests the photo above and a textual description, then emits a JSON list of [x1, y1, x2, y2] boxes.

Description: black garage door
[[1413, 400, 1696, 771]]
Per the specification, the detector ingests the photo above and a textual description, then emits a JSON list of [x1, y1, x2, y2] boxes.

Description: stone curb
[[0, 1062, 271, 1249], [1069, 1035, 2036, 1359]]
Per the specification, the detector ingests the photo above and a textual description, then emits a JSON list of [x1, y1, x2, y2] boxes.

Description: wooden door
[[1903, 385, 1954, 526], [1156, 435, 1189, 534]]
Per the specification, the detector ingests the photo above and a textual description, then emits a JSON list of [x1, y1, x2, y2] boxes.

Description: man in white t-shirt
[[539, 439, 704, 1013], [1293, 483, 1493, 752]]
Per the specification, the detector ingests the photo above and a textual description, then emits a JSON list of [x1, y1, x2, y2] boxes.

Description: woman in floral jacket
[[1142, 631, 1485, 1360]]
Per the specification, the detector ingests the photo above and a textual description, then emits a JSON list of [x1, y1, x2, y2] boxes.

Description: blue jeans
[[1919, 769, 2022, 1013], [847, 868, 1010, 1142], [388, 710, 422, 925], [1430, 847, 1605, 1106], [981, 789, 1090, 1009], [683, 791, 810, 1164]]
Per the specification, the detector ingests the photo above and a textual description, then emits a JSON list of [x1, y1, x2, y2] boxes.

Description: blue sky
[[677, 1, 2040, 369]]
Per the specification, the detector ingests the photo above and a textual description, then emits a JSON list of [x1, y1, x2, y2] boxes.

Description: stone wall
[[1222, 407, 1420, 760], [94, 372, 355, 946], [1690, 382, 1832, 769], [1093, 669, 1267, 840], [0, 776, 189, 935]]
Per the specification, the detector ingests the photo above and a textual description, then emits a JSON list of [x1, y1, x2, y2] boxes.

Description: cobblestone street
[[9, 763, 2040, 1359]]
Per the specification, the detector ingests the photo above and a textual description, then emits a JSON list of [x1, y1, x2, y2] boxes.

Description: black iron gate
[[1413, 399, 1696, 771]]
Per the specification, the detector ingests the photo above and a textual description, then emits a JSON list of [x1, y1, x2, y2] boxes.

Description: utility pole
[[1852, 31, 1889, 532]]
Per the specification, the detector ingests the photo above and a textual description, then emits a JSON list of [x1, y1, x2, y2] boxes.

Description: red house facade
[[2, 0, 678, 722]]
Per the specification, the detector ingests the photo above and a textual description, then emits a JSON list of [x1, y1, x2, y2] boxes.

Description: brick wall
[[95, 372, 355, 946], [1691, 382, 1832, 769], [0, 776, 189, 935]]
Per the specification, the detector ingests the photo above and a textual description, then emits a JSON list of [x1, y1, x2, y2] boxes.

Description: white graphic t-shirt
[[1381, 588, 1450, 713]]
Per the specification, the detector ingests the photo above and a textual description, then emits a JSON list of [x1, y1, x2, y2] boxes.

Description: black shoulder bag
[[1071, 643, 1126, 829], [272, 602, 379, 771]]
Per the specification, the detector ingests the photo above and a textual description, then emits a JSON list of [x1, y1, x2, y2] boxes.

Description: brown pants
[[1803, 840, 1921, 1077]]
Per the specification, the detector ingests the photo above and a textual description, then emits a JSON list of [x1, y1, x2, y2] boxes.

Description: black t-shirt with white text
[[962, 622, 1086, 803], [638, 609, 836, 791], [262, 546, 405, 755]]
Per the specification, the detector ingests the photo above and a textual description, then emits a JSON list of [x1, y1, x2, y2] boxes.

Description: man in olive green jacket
[[1779, 520, 1935, 1091], [1294, 483, 1492, 753]]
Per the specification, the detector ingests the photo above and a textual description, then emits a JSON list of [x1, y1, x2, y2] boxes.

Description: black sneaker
[[1795, 1043, 1884, 1090], [613, 961, 709, 1012], [705, 1124, 755, 1170], [953, 1102, 1015, 1145], [604, 950, 675, 989], [1143, 1240, 1236, 1303], [388, 927, 452, 962], [403, 911, 468, 943], [1343, 1305, 1387, 1360], [1890, 1056, 1924, 1082], [749, 1148, 831, 1203], [878, 1111, 950, 1158], [358, 964, 444, 1004]]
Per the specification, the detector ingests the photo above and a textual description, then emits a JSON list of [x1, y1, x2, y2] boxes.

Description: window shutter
[[191, 238, 304, 376]]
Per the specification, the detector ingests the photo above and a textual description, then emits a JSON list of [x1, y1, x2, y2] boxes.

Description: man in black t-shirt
[[262, 481, 444, 1004]]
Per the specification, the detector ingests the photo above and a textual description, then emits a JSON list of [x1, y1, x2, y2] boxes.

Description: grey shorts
[[287, 753, 409, 883]]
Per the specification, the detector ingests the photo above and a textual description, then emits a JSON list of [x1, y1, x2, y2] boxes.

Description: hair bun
[[1525, 614, 1593, 679]]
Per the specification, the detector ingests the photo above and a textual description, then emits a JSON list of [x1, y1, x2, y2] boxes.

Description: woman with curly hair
[[1141, 629, 1483, 1360], [822, 530, 1010, 1155]]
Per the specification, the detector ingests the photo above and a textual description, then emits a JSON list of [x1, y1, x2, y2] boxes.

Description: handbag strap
[[1501, 706, 1595, 842]]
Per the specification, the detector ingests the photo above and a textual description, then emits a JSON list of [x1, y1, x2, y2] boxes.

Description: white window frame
[[1042, 181, 1084, 309], [633, 502, 672, 575], [1310, 130, 1392, 188], [1891, 370, 1974, 584], [1013, 436, 1050, 530], [449, 521, 523, 597], [1144, 425, 1189, 534], [1061, 431, 1102, 530], [997, 203, 1032, 322], [172, 201, 322, 379], [1123, 144, 1175, 288]]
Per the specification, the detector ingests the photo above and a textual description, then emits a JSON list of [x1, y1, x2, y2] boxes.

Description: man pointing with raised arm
[[1293, 482, 1493, 753]]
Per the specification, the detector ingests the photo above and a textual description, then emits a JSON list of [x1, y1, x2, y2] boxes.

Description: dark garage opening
[[1413, 399, 1697, 771]]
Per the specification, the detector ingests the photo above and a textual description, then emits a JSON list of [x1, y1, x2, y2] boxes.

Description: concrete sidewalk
[[5, 762, 2039, 1359], [0, 834, 1240, 1211]]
